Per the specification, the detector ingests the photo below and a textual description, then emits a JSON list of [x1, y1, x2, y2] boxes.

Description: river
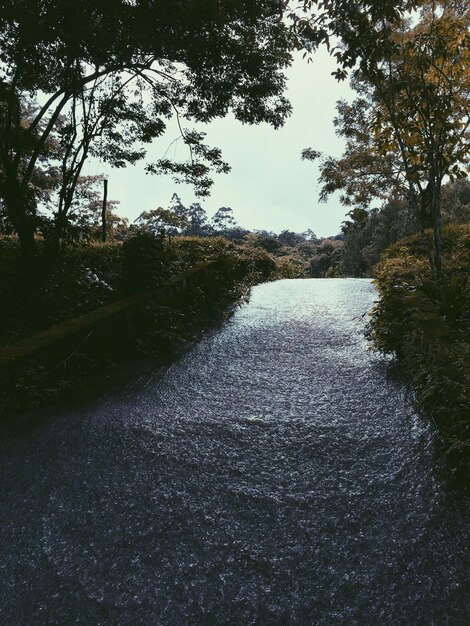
[[0, 278, 469, 625]]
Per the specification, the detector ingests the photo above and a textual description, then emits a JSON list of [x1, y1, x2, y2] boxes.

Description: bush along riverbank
[[368, 224, 470, 455], [0, 234, 281, 421]]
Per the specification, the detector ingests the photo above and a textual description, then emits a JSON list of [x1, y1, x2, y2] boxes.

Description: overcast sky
[[85, 49, 354, 238]]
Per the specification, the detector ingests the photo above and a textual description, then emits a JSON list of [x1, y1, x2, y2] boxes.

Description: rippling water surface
[[1, 279, 469, 625]]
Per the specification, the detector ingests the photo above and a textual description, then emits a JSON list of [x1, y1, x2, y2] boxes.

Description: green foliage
[[170, 236, 228, 271], [0, 0, 293, 262], [211, 206, 237, 233], [290, 0, 416, 78], [369, 224, 470, 446], [121, 232, 169, 291], [341, 199, 418, 276], [253, 236, 283, 253], [184, 203, 211, 237], [441, 179, 470, 225], [274, 257, 306, 279], [226, 245, 278, 283], [0, 232, 283, 418], [308, 239, 344, 277], [0, 239, 124, 346], [68, 242, 123, 287], [338, 179, 470, 277], [243, 231, 345, 278], [302, 1, 470, 280], [133, 208, 188, 238], [61, 176, 127, 243], [277, 230, 306, 247], [302, 94, 406, 209]]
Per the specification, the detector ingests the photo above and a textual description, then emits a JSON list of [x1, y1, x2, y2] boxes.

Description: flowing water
[[0, 279, 469, 625]]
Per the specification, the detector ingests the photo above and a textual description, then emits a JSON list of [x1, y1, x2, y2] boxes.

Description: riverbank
[[0, 235, 280, 421], [368, 224, 470, 453]]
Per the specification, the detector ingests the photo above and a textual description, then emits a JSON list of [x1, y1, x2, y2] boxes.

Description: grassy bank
[[0, 235, 281, 420], [368, 224, 470, 450]]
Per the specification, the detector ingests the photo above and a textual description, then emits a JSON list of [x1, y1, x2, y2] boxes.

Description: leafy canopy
[[0, 0, 294, 262]]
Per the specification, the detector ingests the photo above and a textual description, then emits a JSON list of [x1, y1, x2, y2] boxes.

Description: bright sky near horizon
[[85, 49, 354, 238]]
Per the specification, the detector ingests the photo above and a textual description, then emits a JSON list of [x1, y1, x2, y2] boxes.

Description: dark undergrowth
[[0, 235, 280, 421], [368, 224, 470, 473]]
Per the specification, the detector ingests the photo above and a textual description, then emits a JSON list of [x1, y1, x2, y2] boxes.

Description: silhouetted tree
[[0, 0, 293, 267], [278, 230, 305, 247], [134, 208, 187, 239], [184, 203, 211, 237], [211, 207, 237, 233]]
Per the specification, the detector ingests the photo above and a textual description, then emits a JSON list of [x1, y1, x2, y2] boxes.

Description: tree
[[302, 228, 318, 241], [277, 230, 306, 246], [289, 0, 421, 78], [252, 235, 283, 253], [339, 201, 417, 275], [211, 206, 237, 233], [302, 1, 470, 281], [308, 238, 344, 277], [0, 0, 293, 266], [441, 178, 470, 224], [321, 178, 470, 277], [134, 194, 213, 238], [63, 175, 127, 242], [367, 2, 470, 278], [134, 207, 187, 239], [302, 90, 408, 209], [168, 194, 189, 223], [0, 87, 62, 257], [47, 75, 167, 255], [184, 202, 211, 237]]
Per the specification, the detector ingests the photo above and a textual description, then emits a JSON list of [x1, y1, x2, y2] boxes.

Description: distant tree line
[[133, 194, 243, 240]]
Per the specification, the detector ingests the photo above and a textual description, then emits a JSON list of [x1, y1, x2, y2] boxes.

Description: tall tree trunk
[[430, 178, 443, 283], [2, 178, 38, 274], [101, 178, 108, 243], [408, 183, 436, 277], [42, 211, 67, 271], [4, 185, 37, 261]]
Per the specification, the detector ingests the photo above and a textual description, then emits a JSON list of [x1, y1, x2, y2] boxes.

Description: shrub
[[121, 232, 169, 291], [369, 224, 470, 447]]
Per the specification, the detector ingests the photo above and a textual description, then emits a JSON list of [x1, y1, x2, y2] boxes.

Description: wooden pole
[[102, 178, 108, 242]]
